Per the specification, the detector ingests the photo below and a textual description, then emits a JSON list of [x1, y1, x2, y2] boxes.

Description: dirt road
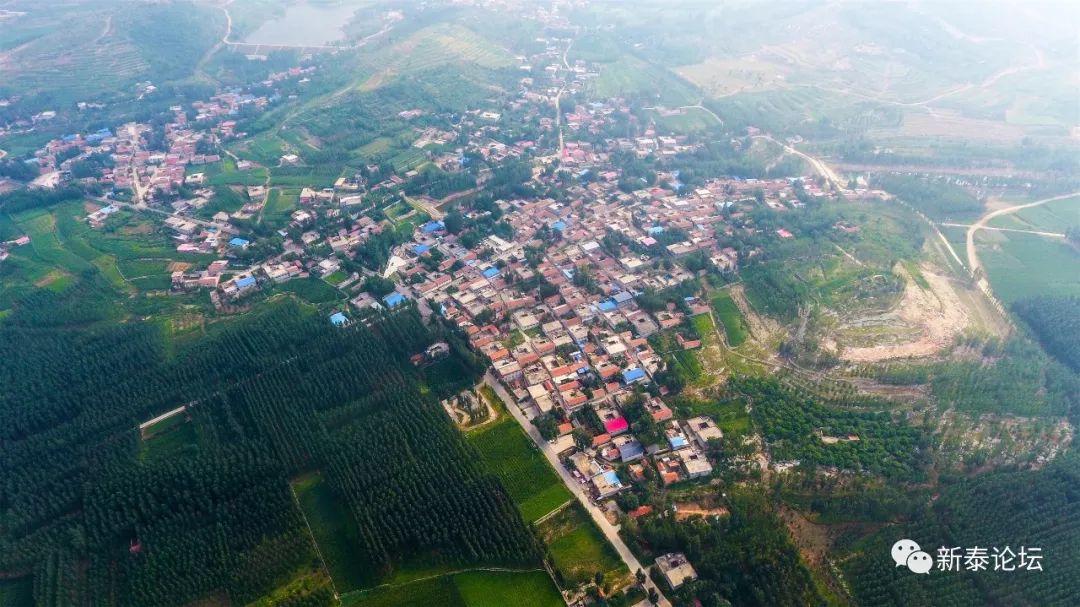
[[964, 191, 1080, 277], [483, 373, 671, 607], [751, 135, 842, 186]]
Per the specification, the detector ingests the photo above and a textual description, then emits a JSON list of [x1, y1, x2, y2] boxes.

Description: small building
[[591, 470, 624, 498], [329, 312, 348, 327], [686, 416, 723, 447], [228, 237, 250, 249], [383, 292, 407, 308], [655, 553, 697, 589], [622, 367, 646, 384]]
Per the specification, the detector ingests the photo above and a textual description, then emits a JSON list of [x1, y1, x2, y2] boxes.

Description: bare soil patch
[[841, 264, 970, 362]]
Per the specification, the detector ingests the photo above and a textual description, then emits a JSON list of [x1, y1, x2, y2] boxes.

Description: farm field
[[357, 23, 516, 90], [592, 55, 699, 107], [988, 195, 1080, 233], [1, 202, 211, 304], [467, 417, 572, 524], [537, 503, 628, 587], [979, 231, 1080, 302], [646, 106, 720, 133], [341, 570, 562, 607], [262, 188, 298, 228]]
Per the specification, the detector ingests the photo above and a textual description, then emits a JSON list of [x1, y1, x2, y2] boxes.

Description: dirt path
[[751, 135, 842, 186], [941, 222, 1065, 239], [964, 191, 1080, 278]]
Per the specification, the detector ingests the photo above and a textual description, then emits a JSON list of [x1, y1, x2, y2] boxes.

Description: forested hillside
[[0, 298, 537, 606]]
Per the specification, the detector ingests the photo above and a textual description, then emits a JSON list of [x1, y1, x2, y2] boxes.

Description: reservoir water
[[244, 2, 360, 46]]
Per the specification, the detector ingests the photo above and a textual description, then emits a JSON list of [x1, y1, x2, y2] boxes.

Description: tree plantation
[[0, 298, 540, 606]]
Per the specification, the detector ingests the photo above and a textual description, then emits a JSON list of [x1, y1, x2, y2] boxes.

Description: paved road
[[483, 372, 671, 607]]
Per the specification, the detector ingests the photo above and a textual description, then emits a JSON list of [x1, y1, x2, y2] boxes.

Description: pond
[[243, 2, 360, 47]]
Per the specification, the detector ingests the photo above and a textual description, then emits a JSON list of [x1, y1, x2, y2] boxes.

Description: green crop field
[[710, 293, 749, 346], [276, 277, 343, 306], [209, 168, 269, 187], [980, 232, 1080, 302], [454, 570, 563, 607], [537, 503, 627, 587], [263, 189, 297, 228], [988, 196, 1080, 233], [138, 414, 198, 462], [467, 418, 572, 523], [292, 472, 375, 593], [341, 570, 561, 607], [646, 106, 720, 133], [592, 55, 700, 106]]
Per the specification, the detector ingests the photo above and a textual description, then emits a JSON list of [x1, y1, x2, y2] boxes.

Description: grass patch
[[467, 419, 571, 524], [293, 472, 375, 593], [537, 503, 627, 587], [341, 576, 463, 607], [277, 277, 343, 305], [340, 570, 561, 607], [710, 293, 749, 346], [324, 270, 349, 286], [139, 414, 197, 462], [675, 397, 752, 436], [454, 570, 563, 607]]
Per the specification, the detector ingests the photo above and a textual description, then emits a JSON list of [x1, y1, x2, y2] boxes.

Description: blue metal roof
[[482, 267, 499, 279], [669, 435, 688, 449], [329, 312, 348, 326], [236, 276, 256, 288], [413, 244, 431, 254], [421, 220, 445, 234], [229, 237, 249, 247], [383, 292, 406, 307], [622, 368, 646, 383]]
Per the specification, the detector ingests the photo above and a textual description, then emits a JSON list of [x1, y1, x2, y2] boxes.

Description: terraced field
[[1, 3, 223, 102], [358, 23, 516, 90]]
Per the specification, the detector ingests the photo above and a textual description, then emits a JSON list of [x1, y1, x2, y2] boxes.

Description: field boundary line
[[533, 499, 575, 525], [288, 481, 341, 600], [338, 566, 546, 600]]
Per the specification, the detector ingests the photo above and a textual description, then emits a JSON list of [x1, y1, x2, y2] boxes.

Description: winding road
[[751, 135, 842, 186], [483, 372, 672, 607]]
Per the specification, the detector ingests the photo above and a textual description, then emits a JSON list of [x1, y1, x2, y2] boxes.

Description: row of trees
[[1014, 295, 1080, 372], [1, 298, 539, 605]]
